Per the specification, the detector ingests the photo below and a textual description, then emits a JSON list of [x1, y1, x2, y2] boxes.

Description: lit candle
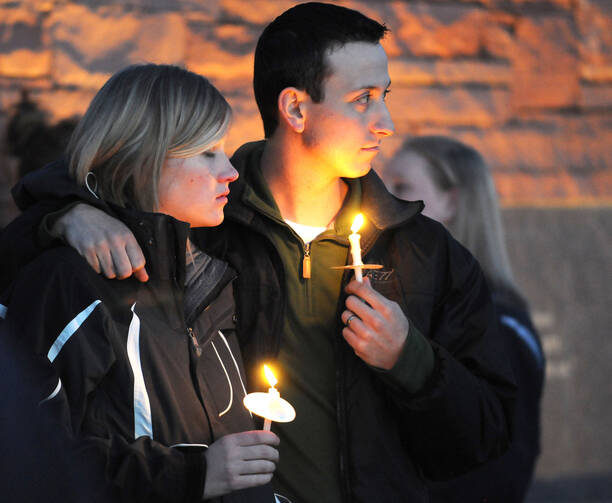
[[243, 365, 296, 431], [349, 213, 365, 282]]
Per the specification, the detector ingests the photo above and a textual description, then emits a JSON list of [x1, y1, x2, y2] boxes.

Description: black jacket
[[2, 147, 516, 503], [197, 142, 517, 502], [1, 203, 273, 503], [428, 295, 545, 503]]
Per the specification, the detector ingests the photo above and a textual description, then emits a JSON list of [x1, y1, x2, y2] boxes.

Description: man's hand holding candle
[[341, 277, 410, 369]]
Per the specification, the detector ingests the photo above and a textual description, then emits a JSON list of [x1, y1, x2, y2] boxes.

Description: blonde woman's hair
[[67, 64, 232, 211], [398, 135, 524, 306]]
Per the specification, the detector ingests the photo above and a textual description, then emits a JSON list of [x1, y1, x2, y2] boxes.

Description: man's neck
[[261, 138, 349, 227]]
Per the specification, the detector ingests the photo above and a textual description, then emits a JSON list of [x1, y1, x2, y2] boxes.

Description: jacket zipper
[[187, 327, 202, 357], [302, 242, 311, 279]]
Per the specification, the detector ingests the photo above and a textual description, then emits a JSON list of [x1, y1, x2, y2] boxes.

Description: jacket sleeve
[[385, 230, 517, 481], [0, 160, 110, 292], [1, 251, 206, 503]]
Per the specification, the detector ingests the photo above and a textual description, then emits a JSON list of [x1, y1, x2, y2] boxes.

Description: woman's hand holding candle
[[203, 430, 279, 499]]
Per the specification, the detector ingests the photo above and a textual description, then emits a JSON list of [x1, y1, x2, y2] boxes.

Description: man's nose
[[371, 103, 394, 137]]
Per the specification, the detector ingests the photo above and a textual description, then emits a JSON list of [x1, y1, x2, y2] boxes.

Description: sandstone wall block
[[0, 49, 51, 78], [31, 88, 96, 122], [0, 6, 42, 51], [389, 59, 512, 86], [576, 0, 612, 66], [186, 34, 253, 84], [510, 15, 580, 109], [386, 3, 487, 58], [580, 83, 612, 108], [220, 0, 298, 25], [388, 86, 510, 127], [45, 5, 187, 89]]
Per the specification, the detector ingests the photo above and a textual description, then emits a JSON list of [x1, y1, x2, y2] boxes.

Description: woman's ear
[[439, 187, 458, 225], [277, 87, 308, 133]]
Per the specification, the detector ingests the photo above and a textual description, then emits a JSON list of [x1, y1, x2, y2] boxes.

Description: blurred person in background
[[0, 64, 279, 503], [6, 90, 77, 180], [384, 135, 545, 503]]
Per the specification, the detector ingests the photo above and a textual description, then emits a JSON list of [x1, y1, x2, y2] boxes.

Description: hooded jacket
[[2, 142, 516, 503], [1, 203, 273, 503]]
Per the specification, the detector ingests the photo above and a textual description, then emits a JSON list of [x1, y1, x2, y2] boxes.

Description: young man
[[2, 3, 515, 502]]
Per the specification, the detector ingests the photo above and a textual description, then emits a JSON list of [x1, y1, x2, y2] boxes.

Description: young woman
[[384, 135, 545, 503], [1, 64, 278, 502]]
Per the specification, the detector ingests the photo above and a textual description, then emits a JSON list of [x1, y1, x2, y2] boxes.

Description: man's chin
[[343, 164, 372, 179]]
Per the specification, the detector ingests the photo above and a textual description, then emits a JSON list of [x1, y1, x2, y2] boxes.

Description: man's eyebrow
[[349, 81, 392, 94]]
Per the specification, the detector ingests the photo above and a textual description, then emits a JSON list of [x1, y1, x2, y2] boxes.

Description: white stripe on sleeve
[[47, 300, 102, 362], [126, 303, 153, 439], [40, 377, 62, 404], [500, 315, 544, 368]]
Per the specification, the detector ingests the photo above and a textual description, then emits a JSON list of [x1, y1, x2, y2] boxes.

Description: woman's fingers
[[241, 443, 280, 463], [238, 459, 277, 475], [232, 473, 274, 491]]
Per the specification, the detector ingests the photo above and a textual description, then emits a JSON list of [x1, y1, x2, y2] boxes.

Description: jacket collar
[[108, 203, 190, 283], [227, 140, 424, 236]]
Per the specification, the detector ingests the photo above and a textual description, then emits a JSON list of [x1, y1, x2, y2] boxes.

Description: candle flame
[[351, 213, 364, 234], [263, 364, 278, 387]]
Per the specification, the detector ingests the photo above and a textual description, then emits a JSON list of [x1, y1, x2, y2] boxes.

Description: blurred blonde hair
[[398, 135, 523, 305], [68, 64, 231, 211]]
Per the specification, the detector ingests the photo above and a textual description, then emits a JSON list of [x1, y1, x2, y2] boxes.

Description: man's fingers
[[133, 267, 149, 283], [110, 246, 135, 280], [345, 276, 387, 312], [81, 247, 102, 274], [342, 326, 366, 356], [345, 295, 378, 328], [97, 249, 117, 279], [125, 241, 147, 278]]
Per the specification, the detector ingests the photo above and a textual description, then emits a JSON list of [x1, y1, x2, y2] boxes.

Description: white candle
[[263, 366, 280, 431], [243, 365, 296, 431], [349, 213, 365, 282]]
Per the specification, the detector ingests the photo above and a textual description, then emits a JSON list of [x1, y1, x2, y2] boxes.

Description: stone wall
[[1, 0, 611, 500]]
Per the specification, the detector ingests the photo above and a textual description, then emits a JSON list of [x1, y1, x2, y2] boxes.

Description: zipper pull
[[303, 242, 311, 279], [187, 327, 202, 357]]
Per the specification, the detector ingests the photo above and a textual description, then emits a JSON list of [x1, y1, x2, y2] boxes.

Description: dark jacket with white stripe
[[1, 205, 273, 503]]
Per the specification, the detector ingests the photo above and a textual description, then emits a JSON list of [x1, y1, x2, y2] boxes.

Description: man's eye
[[355, 93, 371, 105], [203, 151, 216, 158]]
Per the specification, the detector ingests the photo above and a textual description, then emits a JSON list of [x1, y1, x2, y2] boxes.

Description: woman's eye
[[203, 151, 216, 158]]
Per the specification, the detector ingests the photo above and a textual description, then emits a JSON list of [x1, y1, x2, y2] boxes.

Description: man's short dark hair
[[254, 2, 388, 138]]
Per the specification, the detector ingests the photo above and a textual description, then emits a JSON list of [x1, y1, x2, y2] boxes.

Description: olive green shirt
[[243, 168, 363, 503]]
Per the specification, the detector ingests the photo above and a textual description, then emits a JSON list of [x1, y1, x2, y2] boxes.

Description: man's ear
[[277, 87, 308, 133]]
